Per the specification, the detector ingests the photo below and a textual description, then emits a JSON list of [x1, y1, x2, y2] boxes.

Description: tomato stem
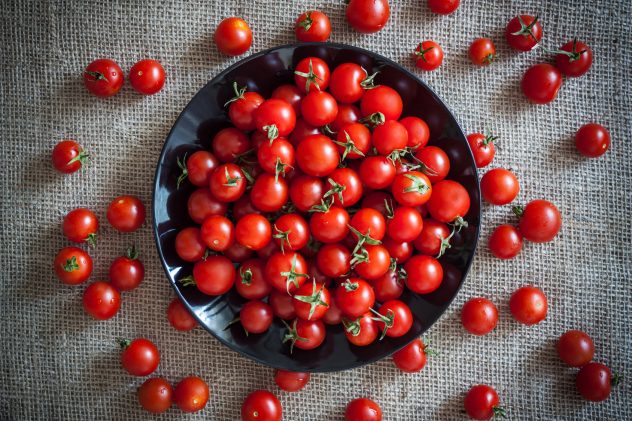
[[263, 124, 279, 141], [222, 166, 242, 187], [239, 267, 253, 286], [341, 316, 362, 336], [273, 224, 292, 253], [294, 59, 322, 92], [492, 406, 507, 418], [62, 256, 79, 272], [296, 11, 313, 31], [360, 67, 379, 90], [126, 245, 139, 260], [224, 81, 247, 107], [414, 44, 436, 63], [279, 254, 308, 294], [176, 153, 188, 190], [402, 173, 430, 194], [612, 372, 623, 386], [292, 280, 329, 320], [333, 130, 365, 161], [348, 225, 381, 256], [511, 15, 540, 44], [322, 178, 346, 204], [369, 307, 394, 340], [309, 198, 332, 213], [85, 233, 98, 247], [84, 70, 108, 82], [359, 112, 385, 128], [179, 275, 196, 287], [117, 339, 131, 349], [512, 205, 524, 218], [282, 319, 308, 354]]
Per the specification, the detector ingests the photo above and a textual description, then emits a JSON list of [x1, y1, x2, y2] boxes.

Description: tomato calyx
[[239, 267, 253, 286], [492, 406, 508, 418], [280, 254, 308, 294], [552, 38, 588, 62], [370, 307, 394, 340], [437, 231, 453, 258], [323, 178, 346, 204], [240, 166, 256, 185], [359, 112, 386, 128], [282, 319, 308, 353], [274, 157, 291, 182], [341, 316, 363, 336], [611, 372, 623, 386], [306, 236, 322, 254], [273, 224, 293, 253], [449, 216, 469, 231], [334, 130, 366, 161], [414, 44, 436, 63], [348, 225, 382, 255], [235, 149, 257, 166], [482, 133, 497, 147], [179, 275, 196, 287], [403, 173, 430, 194], [294, 59, 323, 92], [224, 81, 247, 107], [309, 199, 332, 213], [117, 338, 132, 349], [297, 11, 313, 31], [62, 256, 79, 272], [511, 15, 540, 44], [360, 67, 379, 90], [321, 124, 337, 137], [84, 70, 108, 83], [223, 166, 242, 187], [483, 53, 495, 65], [350, 247, 370, 268], [176, 153, 188, 189], [66, 148, 89, 169], [126, 245, 139, 260], [422, 338, 439, 357], [263, 124, 280, 141], [293, 279, 329, 320], [512, 205, 524, 218], [85, 233, 98, 247]]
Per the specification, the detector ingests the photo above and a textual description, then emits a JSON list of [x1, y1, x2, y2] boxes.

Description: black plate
[[153, 43, 480, 372]]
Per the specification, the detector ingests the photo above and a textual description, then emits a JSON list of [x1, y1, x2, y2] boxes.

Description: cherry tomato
[[301, 91, 338, 127], [189, 255, 235, 295], [371, 268, 405, 302], [515, 199, 561, 243], [488, 225, 522, 259], [555, 40, 593, 77], [292, 281, 331, 321], [234, 214, 271, 251], [336, 123, 371, 160], [138, 377, 172, 413], [270, 289, 297, 320], [129, 59, 165, 95], [54, 246, 93, 285], [316, 243, 351, 278], [415, 146, 450, 184], [212, 128, 250, 163], [271, 84, 303, 117], [400, 117, 430, 148], [350, 208, 386, 241], [343, 312, 378, 346], [109, 246, 144, 291], [372, 120, 408, 156], [83, 58, 123, 97], [509, 286, 547, 325], [522, 63, 562, 104], [332, 104, 362, 132], [107, 195, 145, 232], [289, 175, 324, 212], [254, 99, 297, 140], [414, 41, 443, 71], [224, 242, 254, 263], [413, 218, 451, 256], [391, 171, 432, 207], [265, 251, 308, 293], [575, 123, 610, 157], [232, 194, 261, 221], [201, 215, 234, 252], [226, 84, 264, 131], [335, 278, 375, 318], [120, 338, 159, 376], [167, 298, 197, 331], [393, 338, 429, 372], [187, 188, 227, 224], [233, 259, 269, 300], [275, 370, 310, 392], [296, 134, 340, 177], [270, 213, 307, 252], [240, 300, 274, 334], [214, 17, 252, 56], [461, 297, 498, 335], [251, 173, 288, 212], [505, 15, 542, 52], [173, 376, 209, 413], [359, 156, 396, 189], [469, 38, 496, 66], [464, 384, 505, 420], [346, 0, 390, 33], [428, 0, 459, 14], [322, 296, 343, 325], [284, 318, 326, 351], [360, 85, 402, 121], [52, 140, 87, 173], [361, 191, 394, 217], [175, 227, 206, 262], [374, 300, 412, 338], [294, 57, 330, 93], [329, 63, 373, 104], [180, 150, 219, 188], [83, 281, 120, 320], [557, 330, 595, 367], [426, 180, 470, 223], [386, 207, 423, 243], [345, 397, 382, 421], [576, 362, 616, 402], [467, 133, 496, 168], [295, 10, 331, 42], [404, 255, 443, 294], [210, 163, 247, 202], [241, 390, 282, 421], [480, 168, 519, 205], [63, 208, 98, 245], [354, 244, 391, 280], [310, 205, 350, 243]]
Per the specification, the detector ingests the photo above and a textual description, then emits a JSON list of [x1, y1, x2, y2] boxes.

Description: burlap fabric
[[1, 0, 631, 419]]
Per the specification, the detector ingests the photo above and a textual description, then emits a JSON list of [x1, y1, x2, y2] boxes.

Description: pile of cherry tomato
[[49, 0, 618, 419]]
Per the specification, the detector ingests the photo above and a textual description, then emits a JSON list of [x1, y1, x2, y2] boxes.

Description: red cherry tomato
[[350, 208, 386, 242], [138, 377, 173, 413], [322, 297, 344, 325], [210, 163, 247, 202], [374, 300, 412, 338], [200, 215, 234, 252], [227, 84, 264, 131], [271, 213, 308, 252], [120, 338, 160, 376], [310, 205, 350, 243], [515, 199, 561, 243], [329, 63, 373, 104], [292, 281, 331, 321], [296, 134, 340, 177], [275, 370, 310, 392], [372, 120, 408, 156], [413, 218, 451, 256], [522, 63, 562, 104], [557, 330, 595, 367], [415, 146, 450, 184], [427, 0, 459, 14], [464, 384, 505, 420], [107, 195, 145, 232], [316, 243, 351, 278], [129, 59, 165, 95], [212, 128, 250, 163], [343, 312, 378, 346], [214, 17, 252, 56], [575, 123, 610, 157], [400, 117, 430, 148], [332, 104, 362, 132], [232, 194, 261, 221], [295, 10, 331, 42], [488, 225, 522, 259], [345, 398, 382, 421], [461, 298, 498, 335], [480, 168, 519, 205], [505, 15, 542, 52], [360, 85, 402, 121], [404, 255, 443, 294], [426, 180, 470, 223], [576, 362, 616, 402], [555, 40, 593, 77], [354, 244, 391, 280], [301, 91, 338, 127], [269, 289, 297, 320], [346, 0, 390, 33], [392, 171, 432, 207], [109, 247, 144, 291], [265, 251, 308, 293], [181, 150, 219, 188], [224, 242, 253, 263], [371, 267, 405, 302], [240, 300, 274, 334], [83, 58, 123, 97], [52, 140, 87, 173], [235, 214, 271, 251], [254, 99, 297, 140], [289, 175, 324, 212], [336, 123, 371, 160], [284, 318, 326, 351], [387, 207, 423, 243], [233, 259, 270, 300], [294, 57, 330, 93], [469, 38, 496, 66], [175, 227, 206, 262], [509, 286, 548, 325], [414, 41, 443, 71], [173, 376, 209, 413], [271, 84, 304, 117], [467, 133, 496, 168], [82, 281, 120, 320], [335, 278, 375, 319], [250, 173, 288, 212], [360, 156, 396, 189], [63, 208, 98, 245], [190, 255, 235, 295], [393, 338, 429, 372], [54, 246, 93, 285], [187, 188, 227, 224], [167, 298, 197, 331], [241, 390, 282, 421]]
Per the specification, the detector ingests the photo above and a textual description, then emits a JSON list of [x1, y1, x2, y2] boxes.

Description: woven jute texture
[[1, 0, 631, 419]]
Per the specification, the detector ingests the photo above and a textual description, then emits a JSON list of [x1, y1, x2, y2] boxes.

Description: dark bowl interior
[[153, 43, 481, 372]]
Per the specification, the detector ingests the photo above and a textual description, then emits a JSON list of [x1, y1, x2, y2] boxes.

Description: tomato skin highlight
[[120, 338, 160, 377]]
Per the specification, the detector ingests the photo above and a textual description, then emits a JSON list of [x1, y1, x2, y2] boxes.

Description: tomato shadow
[[428, 392, 467, 419]]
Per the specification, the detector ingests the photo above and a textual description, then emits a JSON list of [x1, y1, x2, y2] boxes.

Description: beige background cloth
[[1, 0, 631, 419]]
